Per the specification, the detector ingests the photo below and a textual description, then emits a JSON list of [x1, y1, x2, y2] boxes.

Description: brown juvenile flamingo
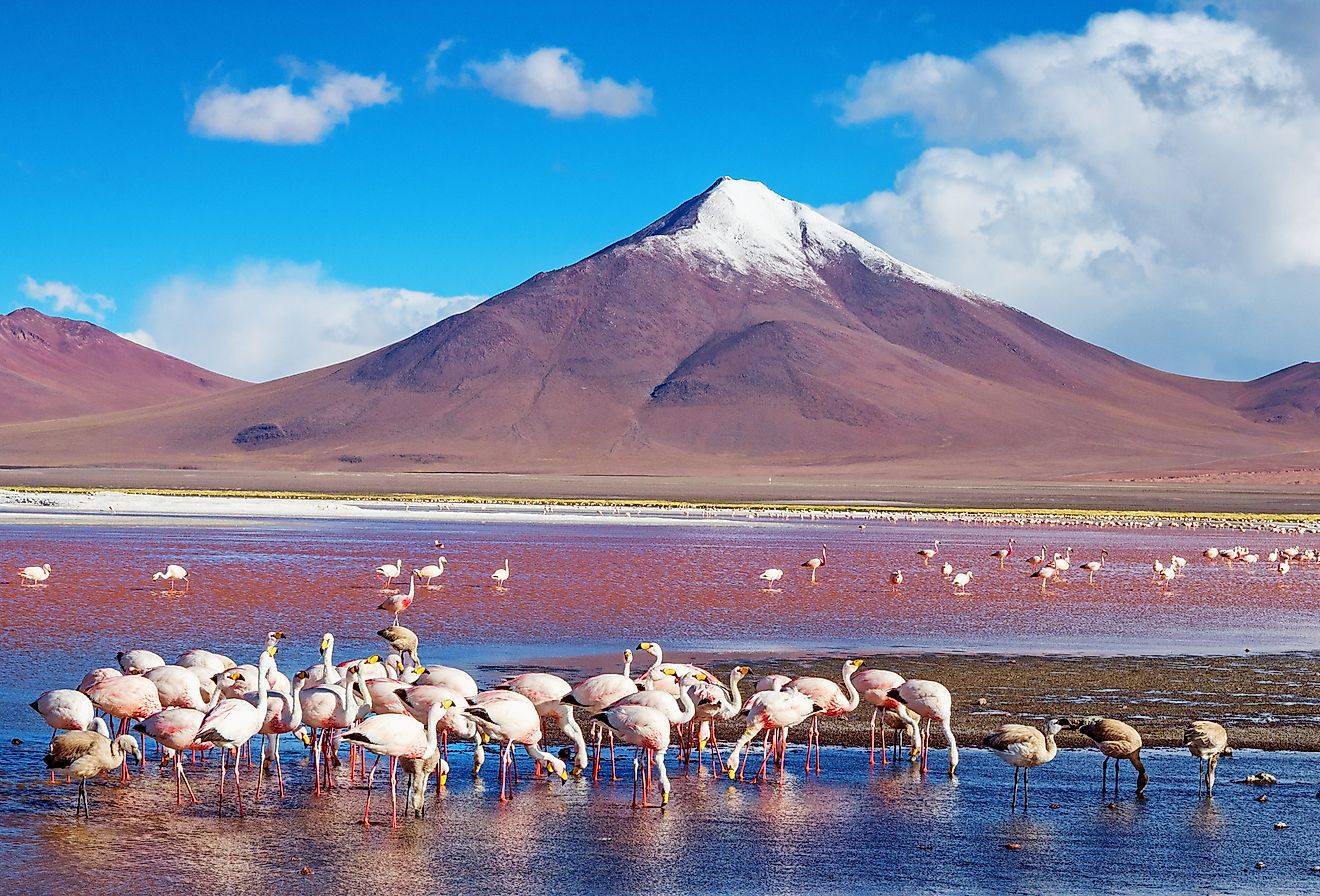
[[1060, 716, 1148, 796], [44, 719, 140, 818], [1184, 720, 1229, 796], [984, 719, 1062, 810]]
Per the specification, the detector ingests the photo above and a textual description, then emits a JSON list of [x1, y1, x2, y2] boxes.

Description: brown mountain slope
[[1, 178, 1317, 479], [0, 308, 244, 424]]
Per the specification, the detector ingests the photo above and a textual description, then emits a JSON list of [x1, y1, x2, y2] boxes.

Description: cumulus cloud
[[829, 9, 1320, 379], [20, 276, 115, 320], [134, 261, 485, 381], [190, 64, 399, 144], [465, 48, 652, 118]]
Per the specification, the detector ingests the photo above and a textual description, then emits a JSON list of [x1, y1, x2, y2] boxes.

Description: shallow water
[[5, 512, 1320, 893]]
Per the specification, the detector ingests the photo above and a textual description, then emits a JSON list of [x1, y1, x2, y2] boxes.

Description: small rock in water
[[1256, 795, 1269, 803], [10, 738, 21, 746], [1005, 843, 1022, 851], [1049, 803, 1061, 810], [977, 698, 987, 706], [298, 867, 313, 876], [1309, 866, 1320, 873], [1256, 862, 1266, 870], [1244, 772, 1278, 786], [1274, 822, 1289, 830]]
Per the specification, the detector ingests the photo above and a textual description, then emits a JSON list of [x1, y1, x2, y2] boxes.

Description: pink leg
[[389, 757, 399, 827], [363, 758, 378, 826], [217, 747, 227, 815], [869, 709, 877, 766], [233, 750, 245, 817]]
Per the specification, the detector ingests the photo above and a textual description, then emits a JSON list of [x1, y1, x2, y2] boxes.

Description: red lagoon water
[[2, 513, 1319, 687]]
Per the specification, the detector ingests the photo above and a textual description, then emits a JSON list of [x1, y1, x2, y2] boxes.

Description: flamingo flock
[[23, 525, 1307, 824]]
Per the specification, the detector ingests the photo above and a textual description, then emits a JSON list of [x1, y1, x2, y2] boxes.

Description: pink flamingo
[[133, 708, 208, 805], [1079, 551, 1108, 585], [378, 572, 416, 624], [889, 570, 903, 591], [888, 679, 959, 776], [593, 702, 674, 807], [990, 538, 1015, 569], [496, 672, 588, 774], [344, 699, 449, 825], [562, 649, 639, 780], [853, 669, 917, 765], [196, 651, 274, 817], [1029, 565, 1057, 594], [86, 674, 162, 781], [916, 540, 939, 567], [725, 688, 821, 784], [786, 658, 862, 772], [800, 545, 827, 583], [464, 693, 569, 802]]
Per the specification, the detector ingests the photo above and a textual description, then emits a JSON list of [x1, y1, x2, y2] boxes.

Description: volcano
[[0, 308, 243, 425], [2, 177, 1318, 479]]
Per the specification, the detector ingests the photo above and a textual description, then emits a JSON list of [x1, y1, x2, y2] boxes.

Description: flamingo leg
[[389, 757, 399, 827], [232, 748, 245, 818], [217, 747, 227, 815], [363, 756, 378, 826], [1012, 766, 1020, 810], [1023, 767, 1030, 810], [180, 762, 198, 804]]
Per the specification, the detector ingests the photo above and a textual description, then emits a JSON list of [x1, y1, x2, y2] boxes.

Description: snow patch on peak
[[621, 177, 985, 301]]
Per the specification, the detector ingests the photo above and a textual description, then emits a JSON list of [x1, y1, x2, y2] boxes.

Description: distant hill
[[1, 178, 1317, 480], [0, 308, 244, 424]]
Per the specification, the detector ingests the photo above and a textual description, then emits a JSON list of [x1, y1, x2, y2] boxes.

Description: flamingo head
[[366, 654, 381, 665], [847, 658, 864, 673], [733, 665, 751, 679], [295, 670, 308, 682], [1044, 719, 1065, 736], [320, 634, 333, 653], [294, 727, 313, 747], [637, 642, 660, 659]]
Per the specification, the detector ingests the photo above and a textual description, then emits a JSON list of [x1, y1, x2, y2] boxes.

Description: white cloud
[[116, 329, 158, 350], [465, 48, 652, 118], [830, 9, 1320, 379], [190, 64, 399, 145], [423, 39, 457, 91], [20, 276, 115, 320], [135, 260, 485, 381]]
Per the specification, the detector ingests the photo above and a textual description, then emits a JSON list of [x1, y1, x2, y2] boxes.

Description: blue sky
[[7, 1, 1318, 382]]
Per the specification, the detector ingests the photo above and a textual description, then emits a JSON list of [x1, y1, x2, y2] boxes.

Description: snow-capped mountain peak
[[620, 176, 979, 300]]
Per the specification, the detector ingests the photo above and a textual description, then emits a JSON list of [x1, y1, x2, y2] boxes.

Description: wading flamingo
[[984, 719, 1062, 810], [759, 568, 784, 591], [151, 564, 189, 591], [951, 571, 973, 596], [888, 679, 959, 776], [1183, 720, 1229, 796], [375, 559, 404, 589], [1029, 565, 1056, 594], [19, 563, 51, 586], [133, 708, 208, 805], [491, 559, 510, 590], [889, 571, 903, 591], [800, 545, 827, 583], [379, 572, 417, 624], [593, 702, 674, 807], [1079, 551, 1108, 585], [916, 541, 939, 567], [853, 669, 916, 765], [465, 693, 569, 802], [991, 539, 1015, 569], [196, 651, 275, 817], [43, 719, 139, 818], [786, 658, 862, 773], [726, 688, 821, 784], [1059, 716, 1147, 796], [344, 699, 449, 825], [414, 556, 446, 587]]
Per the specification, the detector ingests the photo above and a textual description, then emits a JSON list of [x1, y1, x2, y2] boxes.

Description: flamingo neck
[[288, 677, 306, 728], [727, 670, 745, 714], [621, 654, 632, 677], [674, 685, 696, 724], [840, 663, 861, 711], [321, 639, 334, 677]]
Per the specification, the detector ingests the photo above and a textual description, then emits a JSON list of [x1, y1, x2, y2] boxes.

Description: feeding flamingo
[[414, 556, 447, 587], [888, 679, 959, 776], [759, 568, 784, 591], [19, 563, 51, 586], [151, 564, 189, 591]]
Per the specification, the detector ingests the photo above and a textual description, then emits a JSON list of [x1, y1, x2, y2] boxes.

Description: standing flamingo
[[800, 546, 827, 583], [414, 556, 446, 587], [1060, 716, 1147, 796], [151, 564, 189, 591], [916, 541, 940, 567], [786, 659, 862, 773], [18, 563, 51, 586], [888, 679, 959, 776], [889, 570, 903, 591], [593, 702, 675, 807], [1183, 720, 1229, 796], [464, 693, 569, 802], [951, 571, 973, 596], [1079, 551, 1108, 585], [197, 651, 275, 817], [853, 669, 916, 765], [940, 561, 954, 578], [378, 572, 417, 624], [344, 699, 449, 825], [984, 719, 1062, 810], [1029, 565, 1057, 594], [758, 568, 784, 591], [375, 559, 404, 588], [133, 708, 208, 805], [491, 559, 510, 590], [991, 539, 1015, 569], [43, 720, 140, 818]]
